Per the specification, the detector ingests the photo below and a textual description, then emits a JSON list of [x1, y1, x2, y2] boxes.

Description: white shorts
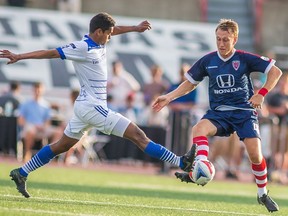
[[64, 101, 131, 140]]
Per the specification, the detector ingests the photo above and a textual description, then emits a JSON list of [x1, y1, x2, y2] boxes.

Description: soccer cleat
[[257, 192, 279, 212], [9, 168, 30, 198], [175, 172, 195, 183], [175, 172, 207, 186], [181, 143, 197, 172]]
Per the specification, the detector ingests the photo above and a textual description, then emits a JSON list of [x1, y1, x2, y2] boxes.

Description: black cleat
[[181, 143, 197, 172], [257, 192, 279, 212], [175, 172, 207, 186], [175, 172, 195, 183], [9, 168, 30, 198]]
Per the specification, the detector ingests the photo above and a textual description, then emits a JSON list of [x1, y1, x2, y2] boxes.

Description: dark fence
[[0, 116, 17, 155]]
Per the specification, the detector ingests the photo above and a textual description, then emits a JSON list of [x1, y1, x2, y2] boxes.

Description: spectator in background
[[0, 80, 21, 117], [18, 82, 61, 162], [166, 63, 198, 156], [266, 72, 288, 184], [144, 94, 169, 127], [61, 89, 84, 165], [209, 133, 244, 180], [142, 64, 169, 106], [118, 92, 139, 124], [266, 72, 288, 121], [168, 63, 197, 112], [107, 60, 141, 111]]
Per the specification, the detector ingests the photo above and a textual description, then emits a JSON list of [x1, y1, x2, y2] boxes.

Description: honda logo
[[216, 74, 235, 88]]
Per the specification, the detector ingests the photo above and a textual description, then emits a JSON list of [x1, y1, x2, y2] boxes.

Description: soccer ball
[[189, 159, 215, 186]]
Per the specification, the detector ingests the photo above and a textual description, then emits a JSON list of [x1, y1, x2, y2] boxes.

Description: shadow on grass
[[1, 179, 286, 207]]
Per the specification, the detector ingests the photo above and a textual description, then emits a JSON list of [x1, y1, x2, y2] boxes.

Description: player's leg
[[244, 137, 279, 212], [9, 112, 87, 198], [14, 118, 84, 177], [244, 137, 266, 191], [18, 134, 79, 176], [175, 118, 217, 182], [238, 110, 279, 212], [10, 134, 79, 198], [191, 119, 217, 161], [112, 116, 197, 172]]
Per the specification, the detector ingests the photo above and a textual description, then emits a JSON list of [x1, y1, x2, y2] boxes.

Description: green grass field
[[0, 163, 288, 216]]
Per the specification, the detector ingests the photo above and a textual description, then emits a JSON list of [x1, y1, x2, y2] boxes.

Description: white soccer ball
[[189, 159, 215, 186]]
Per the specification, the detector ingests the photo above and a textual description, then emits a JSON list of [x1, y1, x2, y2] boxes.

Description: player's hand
[[135, 20, 151, 32], [248, 94, 264, 109], [0, 50, 20, 64], [152, 95, 170, 112]]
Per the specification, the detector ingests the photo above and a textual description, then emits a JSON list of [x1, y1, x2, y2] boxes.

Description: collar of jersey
[[217, 48, 236, 62], [84, 35, 104, 50]]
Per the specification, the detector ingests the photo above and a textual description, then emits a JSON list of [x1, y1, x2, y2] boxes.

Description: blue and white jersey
[[185, 49, 275, 111], [56, 35, 108, 108]]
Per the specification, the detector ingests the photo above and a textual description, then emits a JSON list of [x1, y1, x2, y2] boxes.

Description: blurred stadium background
[[0, 0, 288, 185]]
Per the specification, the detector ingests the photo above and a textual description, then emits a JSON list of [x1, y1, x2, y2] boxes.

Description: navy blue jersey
[[185, 50, 275, 111]]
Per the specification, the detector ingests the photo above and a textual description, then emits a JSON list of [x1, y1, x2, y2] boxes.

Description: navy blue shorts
[[202, 109, 260, 141]]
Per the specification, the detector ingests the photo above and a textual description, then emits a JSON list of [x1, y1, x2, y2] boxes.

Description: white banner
[[0, 6, 216, 105]]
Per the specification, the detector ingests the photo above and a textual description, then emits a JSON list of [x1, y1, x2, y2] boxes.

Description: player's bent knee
[[249, 155, 262, 164], [192, 126, 208, 137], [50, 136, 79, 155]]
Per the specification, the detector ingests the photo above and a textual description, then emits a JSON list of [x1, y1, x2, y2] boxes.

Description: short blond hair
[[216, 19, 239, 37]]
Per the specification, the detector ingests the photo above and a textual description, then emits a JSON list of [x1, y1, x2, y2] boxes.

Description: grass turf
[[0, 162, 288, 216]]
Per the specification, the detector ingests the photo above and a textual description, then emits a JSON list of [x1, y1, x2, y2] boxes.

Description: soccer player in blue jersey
[[152, 19, 282, 212], [0, 13, 197, 198]]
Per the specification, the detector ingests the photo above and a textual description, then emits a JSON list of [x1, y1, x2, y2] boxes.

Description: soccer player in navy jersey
[[152, 19, 282, 212], [0, 12, 197, 198]]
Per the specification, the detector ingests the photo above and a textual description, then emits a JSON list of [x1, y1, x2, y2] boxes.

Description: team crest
[[232, 60, 240, 71]]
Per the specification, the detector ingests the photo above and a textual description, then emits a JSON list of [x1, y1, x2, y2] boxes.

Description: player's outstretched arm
[[152, 80, 197, 112], [112, 20, 151, 35], [0, 49, 60, 64]]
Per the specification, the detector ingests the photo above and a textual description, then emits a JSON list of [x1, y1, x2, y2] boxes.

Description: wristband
[[258, 88, 268, 97]]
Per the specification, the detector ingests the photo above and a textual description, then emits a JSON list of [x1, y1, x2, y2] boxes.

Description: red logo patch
[[232, 60, 240, 71]]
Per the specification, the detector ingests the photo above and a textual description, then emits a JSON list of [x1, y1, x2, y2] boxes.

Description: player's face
[[216, 29, 237, 59], [98, 27, 114, 45]]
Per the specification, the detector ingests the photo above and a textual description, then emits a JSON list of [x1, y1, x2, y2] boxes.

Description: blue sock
[[19, 145, 56, 177], [144, 141, 181, 167]]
